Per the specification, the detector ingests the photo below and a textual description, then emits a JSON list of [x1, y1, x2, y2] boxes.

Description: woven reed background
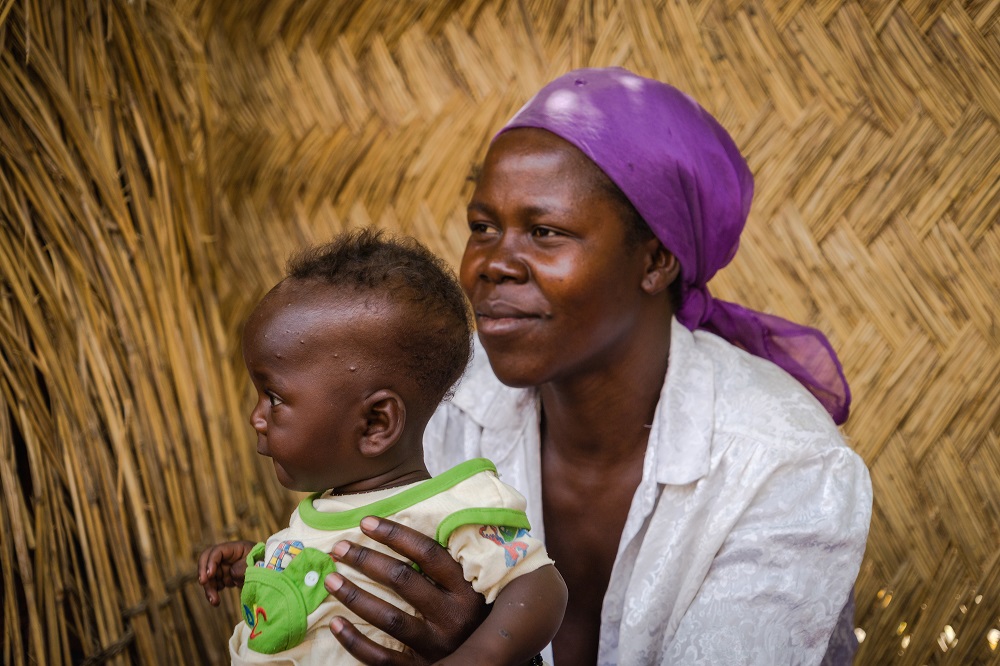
[[1, 0, 998, 663]]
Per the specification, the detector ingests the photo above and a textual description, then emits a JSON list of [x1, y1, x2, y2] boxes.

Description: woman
[[322, 67, 872, 665]]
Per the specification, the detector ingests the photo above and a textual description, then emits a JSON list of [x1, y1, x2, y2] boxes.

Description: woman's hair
[[585, 161, 684, 310], [286, 228, 473, 407], [588, 162, 654, 247]]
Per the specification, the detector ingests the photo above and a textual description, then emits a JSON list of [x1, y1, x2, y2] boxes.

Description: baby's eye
[[266, 392, 283, 407]]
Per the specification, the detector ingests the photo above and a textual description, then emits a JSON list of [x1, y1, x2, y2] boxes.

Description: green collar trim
[[298, 458, 498, 531]]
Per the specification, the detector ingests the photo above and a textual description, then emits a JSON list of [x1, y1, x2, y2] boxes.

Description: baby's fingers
[[198, 546, 223, 582], [202, 576, 223, 607], [231, 558, 249, 586]]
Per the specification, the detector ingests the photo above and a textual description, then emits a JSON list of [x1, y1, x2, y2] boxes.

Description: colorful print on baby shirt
[[479, 526, 530, 567], [243, 603, 268, 639], [261, 540, 305, 572]]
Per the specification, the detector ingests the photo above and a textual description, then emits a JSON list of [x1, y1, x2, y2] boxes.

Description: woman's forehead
[[487, 127, 587, 165], [479, 128, 618, 202]]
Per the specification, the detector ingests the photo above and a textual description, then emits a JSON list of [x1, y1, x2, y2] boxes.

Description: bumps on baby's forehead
[[256, 230, 471, 401]]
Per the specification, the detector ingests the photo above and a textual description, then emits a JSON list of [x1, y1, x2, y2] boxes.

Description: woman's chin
[[485, 356, 548, 388]]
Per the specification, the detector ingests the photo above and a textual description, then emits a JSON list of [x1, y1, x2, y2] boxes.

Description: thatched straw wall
[[1, 0, 998, 664]]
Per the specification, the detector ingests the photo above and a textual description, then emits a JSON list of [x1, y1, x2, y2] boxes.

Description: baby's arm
[[438, 564, 567, 666], [197, 540, 257, 606]]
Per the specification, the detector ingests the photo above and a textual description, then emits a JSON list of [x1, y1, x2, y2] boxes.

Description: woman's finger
[[338, 518, 489, 656], [324, 570, 432, 656], [357, 518, 468, 593], [329, 616, 420, 666]]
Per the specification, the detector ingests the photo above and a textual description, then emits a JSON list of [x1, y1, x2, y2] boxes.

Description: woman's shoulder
[[680, 332, 870, 526], [690, 328, 850, 457]]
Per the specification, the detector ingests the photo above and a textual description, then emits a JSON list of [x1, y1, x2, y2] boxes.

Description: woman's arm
[[661, 446, 871, 665], [324, 517, 489, 665], [438, 564, 566, 666]]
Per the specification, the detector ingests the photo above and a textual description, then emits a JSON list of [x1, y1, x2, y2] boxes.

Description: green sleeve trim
[[435, 508, 531, 546], [297, 458, 498, 531]]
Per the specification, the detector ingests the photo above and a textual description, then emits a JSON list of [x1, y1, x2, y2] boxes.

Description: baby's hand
[[198, 540, 257, 606]]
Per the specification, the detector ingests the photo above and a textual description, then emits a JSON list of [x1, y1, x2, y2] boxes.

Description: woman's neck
[[539, 325, 671, 463]]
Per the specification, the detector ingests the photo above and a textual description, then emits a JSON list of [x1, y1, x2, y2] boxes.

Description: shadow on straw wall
[[0, 2, 291, 662]]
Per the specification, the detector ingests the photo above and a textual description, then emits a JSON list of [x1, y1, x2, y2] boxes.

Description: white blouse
[[424, 318, 872, 665]]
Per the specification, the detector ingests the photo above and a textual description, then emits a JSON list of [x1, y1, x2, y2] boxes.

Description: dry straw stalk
[[2, 0, 999, 664]]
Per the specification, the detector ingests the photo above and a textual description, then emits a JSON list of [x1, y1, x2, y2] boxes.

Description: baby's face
[[241, 282, 389, 492]]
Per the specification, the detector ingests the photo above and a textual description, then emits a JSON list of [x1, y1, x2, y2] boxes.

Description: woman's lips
[[476, 313, 539, 336], [474, 300, 545, 336]]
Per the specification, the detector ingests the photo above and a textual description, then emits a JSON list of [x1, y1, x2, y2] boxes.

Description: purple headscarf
[[498, 67, 851, 424]]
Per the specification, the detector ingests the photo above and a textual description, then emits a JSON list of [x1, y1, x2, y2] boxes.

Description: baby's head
[[241, 228, 472, 492]]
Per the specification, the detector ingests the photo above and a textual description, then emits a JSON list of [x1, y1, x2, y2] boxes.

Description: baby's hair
[[286, 228, 473, 408]]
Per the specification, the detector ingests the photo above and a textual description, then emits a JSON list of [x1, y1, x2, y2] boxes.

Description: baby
[[198, 229, 566, 665]]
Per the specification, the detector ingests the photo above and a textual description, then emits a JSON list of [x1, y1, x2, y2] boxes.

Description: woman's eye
[[468, 221, 498, 235], [532, 227, 560, 238]]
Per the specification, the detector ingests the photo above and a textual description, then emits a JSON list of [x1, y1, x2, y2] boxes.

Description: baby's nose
[[249, 403, 267, 433]]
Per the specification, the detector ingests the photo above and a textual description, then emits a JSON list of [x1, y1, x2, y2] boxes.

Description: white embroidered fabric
[[424, 318, 872, 665]]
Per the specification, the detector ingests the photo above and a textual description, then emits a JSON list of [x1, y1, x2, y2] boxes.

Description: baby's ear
[[359, 389, 405, 457]]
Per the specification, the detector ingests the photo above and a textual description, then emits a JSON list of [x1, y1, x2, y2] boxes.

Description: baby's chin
[[272, 460, 305, 492], [272, 461, 334, 494]]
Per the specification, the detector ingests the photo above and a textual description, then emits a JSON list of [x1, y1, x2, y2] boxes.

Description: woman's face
[[460, 128, 655, 388]]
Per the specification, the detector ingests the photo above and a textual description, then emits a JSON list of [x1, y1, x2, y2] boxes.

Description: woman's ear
[[359, 389, 405, 458], [641, 239, 680, 296]]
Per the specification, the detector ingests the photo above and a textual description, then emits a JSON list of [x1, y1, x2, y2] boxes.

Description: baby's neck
[[329, 466, 432, 496]]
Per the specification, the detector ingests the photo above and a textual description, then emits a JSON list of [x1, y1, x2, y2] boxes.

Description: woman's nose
[[479, 235, 529, 283]]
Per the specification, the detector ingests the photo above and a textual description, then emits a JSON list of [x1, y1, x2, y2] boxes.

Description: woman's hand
[[325, 516, 489, 664]]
